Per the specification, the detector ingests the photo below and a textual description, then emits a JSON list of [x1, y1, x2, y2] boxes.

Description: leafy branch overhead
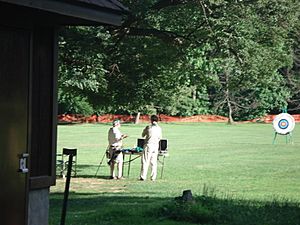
[[58, 0, 300, 121], [111, 0, 201, 45]]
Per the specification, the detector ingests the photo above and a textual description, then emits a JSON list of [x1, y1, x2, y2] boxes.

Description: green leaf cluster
[[58, 0, 300, 120]]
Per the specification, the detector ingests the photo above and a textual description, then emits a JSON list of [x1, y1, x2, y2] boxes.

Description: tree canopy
[[58, 0, 300, 122]]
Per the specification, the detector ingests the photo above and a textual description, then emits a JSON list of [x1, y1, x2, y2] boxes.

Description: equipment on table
[[137, 138, 168, 154], [124, 139, 169, 178], [121, 146, 143, 153]]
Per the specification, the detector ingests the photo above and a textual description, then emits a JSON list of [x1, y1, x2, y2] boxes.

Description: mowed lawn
[[50, 122, 300, 225]]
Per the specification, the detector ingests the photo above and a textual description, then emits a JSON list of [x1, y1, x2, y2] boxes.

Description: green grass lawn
[[50, 122, 300, 225]]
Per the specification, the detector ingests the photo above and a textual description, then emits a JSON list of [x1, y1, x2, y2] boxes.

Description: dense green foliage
[[58, 0, 300, 120], [50, 123, 300, 225]]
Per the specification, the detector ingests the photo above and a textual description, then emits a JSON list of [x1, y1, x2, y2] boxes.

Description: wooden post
[[60, 151, 75, 225]]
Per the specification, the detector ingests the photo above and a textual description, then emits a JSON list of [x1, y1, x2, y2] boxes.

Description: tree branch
[[151, 0, 195, 10], [126, 27, 187, 44]]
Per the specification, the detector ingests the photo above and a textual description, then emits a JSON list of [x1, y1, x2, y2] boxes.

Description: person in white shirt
[[108, 119, 127, 179], [140, 115, 162, 181]]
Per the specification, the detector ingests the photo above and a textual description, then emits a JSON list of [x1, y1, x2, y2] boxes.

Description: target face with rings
[[278, 119, 289, 129], [272, 113, 295, 135]]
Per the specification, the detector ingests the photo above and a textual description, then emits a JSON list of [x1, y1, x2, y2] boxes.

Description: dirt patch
[[248, 114, 300, 123], [51, 177, 127, 193], [58, 114, 229, 123]]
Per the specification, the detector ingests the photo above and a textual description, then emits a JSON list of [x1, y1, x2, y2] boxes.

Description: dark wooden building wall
[[0, 22, 57, 191], [0, 26, 30, 225], [29, 28, 57, 189], [0, 0, 126, 191], [0, 1, 125, 224]]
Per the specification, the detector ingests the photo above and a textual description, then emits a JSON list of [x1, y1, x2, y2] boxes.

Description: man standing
[[108, 119, 127, 179], [140, 115, 162, 181]]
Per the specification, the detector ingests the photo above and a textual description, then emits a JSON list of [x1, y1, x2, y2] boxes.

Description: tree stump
[[182, 189, 193, 202], [175, 189, 194, 203]]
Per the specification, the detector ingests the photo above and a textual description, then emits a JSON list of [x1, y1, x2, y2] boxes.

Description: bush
[[58, 94, 94, 115]]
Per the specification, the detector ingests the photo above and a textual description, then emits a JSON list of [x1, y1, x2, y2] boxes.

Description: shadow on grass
[[56, 164, 110, 178], [68, 164, 138, 179], [50, 192, 300, 225]]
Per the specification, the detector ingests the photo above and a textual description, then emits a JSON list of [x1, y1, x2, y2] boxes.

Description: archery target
[[272, 113, 295, 135]]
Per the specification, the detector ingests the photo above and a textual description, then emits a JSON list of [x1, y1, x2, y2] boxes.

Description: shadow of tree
[[50, 192, 300, 225], [59, 164, 141, 179], [56, 164, 110, 178]]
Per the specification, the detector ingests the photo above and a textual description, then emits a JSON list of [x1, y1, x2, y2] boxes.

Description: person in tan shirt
[[108, 119, 127, 179], [140, 115, 162, 181]]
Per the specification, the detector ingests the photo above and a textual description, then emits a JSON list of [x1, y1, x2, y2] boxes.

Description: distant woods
[[58, 0, 300, 122]]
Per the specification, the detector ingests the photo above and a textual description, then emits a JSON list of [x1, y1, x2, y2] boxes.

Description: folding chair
[[57, 148, 77, 178], [158, 139, 168, 178]]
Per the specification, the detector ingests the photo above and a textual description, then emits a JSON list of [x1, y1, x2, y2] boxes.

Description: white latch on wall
[[18, 153, 29, 173]]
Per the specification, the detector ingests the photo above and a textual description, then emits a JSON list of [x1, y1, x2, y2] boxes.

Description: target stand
[[272, 132, 293, 144], [272, 113, 295, 144]]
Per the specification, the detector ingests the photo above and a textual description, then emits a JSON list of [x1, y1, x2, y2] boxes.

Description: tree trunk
[[225, 69, 234, 124], [192, 86, 197, 101], [227, 97, 234, 124], [134, 112, 140, 124]]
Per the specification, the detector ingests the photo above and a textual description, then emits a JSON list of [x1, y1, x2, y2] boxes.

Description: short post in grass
[[182, 190, 193, 202], [60, 148, 76, 225], [175, 190, 194, 203]]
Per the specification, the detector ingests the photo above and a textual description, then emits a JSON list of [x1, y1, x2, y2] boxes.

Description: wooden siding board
[[51, 28, 58, 186], [29, 176, 55, 190], [0, 26, 30, 224], [29, 27, 56, 189], [31, 28, 54, 177]]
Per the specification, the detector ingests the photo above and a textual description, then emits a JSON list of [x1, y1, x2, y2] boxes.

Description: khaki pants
[[140, 146, 158, 181], [109, 147, 123, 178]]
